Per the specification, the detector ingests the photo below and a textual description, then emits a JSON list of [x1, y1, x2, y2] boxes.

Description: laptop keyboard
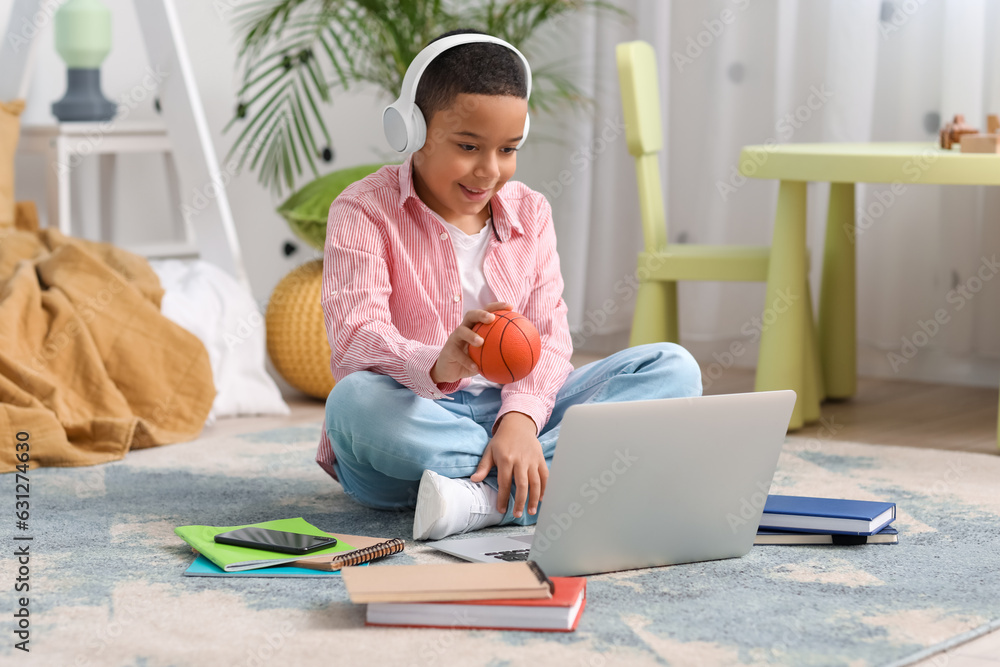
[[484, 548, 530, 562]]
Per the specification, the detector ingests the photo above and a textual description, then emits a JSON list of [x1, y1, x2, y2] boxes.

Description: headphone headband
[[382, 34, 532, 153]]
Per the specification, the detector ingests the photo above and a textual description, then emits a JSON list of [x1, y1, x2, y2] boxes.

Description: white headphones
[[382, 34, 532, 154]]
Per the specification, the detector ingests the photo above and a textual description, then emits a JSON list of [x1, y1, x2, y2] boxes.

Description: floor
[[700, 366, 999, 456], [202, 354, 1000, 666]]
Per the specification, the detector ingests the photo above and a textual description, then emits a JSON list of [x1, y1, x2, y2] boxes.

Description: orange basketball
[[468, 310, 541, 384]]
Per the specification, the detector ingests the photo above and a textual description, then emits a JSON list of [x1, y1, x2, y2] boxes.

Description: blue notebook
[[755, 526, 899, 545], [760, 495, 896, 535], [183, 554, 367, 578]]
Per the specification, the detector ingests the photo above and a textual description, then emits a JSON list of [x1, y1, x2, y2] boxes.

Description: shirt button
[[453, 294, 461, 303], [440, 232, 448, 240]]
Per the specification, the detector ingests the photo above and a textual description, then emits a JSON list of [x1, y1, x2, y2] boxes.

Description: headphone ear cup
[[518, 112, 531, 149], [383, 104, 409, 152], [410, 106, 427, 152]]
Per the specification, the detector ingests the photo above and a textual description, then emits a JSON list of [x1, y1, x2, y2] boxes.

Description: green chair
[[616, 40, 823, 424]]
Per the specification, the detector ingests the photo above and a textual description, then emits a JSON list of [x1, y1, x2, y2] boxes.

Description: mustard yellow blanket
[[0, 205, 215, 472]]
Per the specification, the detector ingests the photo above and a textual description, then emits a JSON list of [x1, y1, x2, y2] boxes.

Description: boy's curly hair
[[415, 29, 529, 122]]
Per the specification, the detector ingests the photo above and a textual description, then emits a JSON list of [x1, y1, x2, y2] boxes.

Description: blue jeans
[[324, 342, 702, 525]]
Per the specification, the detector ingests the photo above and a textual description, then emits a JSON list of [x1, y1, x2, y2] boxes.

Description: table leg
[[801, 284, 824, 423], [755, 180, 808, 430], [819, 182, 857, 399]]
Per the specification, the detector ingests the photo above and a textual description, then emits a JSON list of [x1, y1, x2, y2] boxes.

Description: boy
[[317, 30, 701, 540]]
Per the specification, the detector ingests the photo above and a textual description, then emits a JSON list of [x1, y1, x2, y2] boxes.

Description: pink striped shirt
[[315, 155, 574, 481]]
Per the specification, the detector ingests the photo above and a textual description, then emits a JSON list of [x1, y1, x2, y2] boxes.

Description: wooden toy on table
[[940, 113, 1000, 154], [959, 113, 1000, 154], [939, 114, 979, 150]]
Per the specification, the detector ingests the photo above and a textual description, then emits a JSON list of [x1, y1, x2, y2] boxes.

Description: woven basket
[[265, 259, 335, 399]]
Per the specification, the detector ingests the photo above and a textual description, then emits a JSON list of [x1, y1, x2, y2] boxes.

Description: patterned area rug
[[4, 423, 999, 667]]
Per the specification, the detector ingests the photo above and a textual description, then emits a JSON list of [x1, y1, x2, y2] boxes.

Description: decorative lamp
[[51, 0, 116, 121]]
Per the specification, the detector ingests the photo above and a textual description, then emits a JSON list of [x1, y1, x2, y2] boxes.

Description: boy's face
[[412, 93, 528, 226]]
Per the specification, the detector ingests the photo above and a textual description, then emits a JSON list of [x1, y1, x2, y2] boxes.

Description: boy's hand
[[470, 412, 547, 518], [430, 301, 513, 385]]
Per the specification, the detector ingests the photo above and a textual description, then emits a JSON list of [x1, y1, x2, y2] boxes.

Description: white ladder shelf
[[2, 0, 250, 291]]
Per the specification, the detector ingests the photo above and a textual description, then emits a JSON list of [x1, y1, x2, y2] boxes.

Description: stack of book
[[754, 495, 898, 545], [342, 561, 586, 632]]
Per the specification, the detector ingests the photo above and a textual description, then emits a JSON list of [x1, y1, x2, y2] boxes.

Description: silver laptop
[[427, 390, 796, 577]]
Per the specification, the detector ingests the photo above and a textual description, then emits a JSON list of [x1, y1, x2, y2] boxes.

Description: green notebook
[[174, 517, 354, 572]]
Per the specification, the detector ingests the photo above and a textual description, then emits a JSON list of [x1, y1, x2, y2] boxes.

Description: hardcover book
[[342, 561, 554, 603], [760, 495, 896, 535], [755, 526, 899, 545], [365, 577, 586, 632]]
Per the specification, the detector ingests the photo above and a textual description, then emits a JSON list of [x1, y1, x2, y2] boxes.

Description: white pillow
[[150, 259, 289, 424]]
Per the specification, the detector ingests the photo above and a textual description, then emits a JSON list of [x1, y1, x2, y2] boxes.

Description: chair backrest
[[616, 40, 668, 252]]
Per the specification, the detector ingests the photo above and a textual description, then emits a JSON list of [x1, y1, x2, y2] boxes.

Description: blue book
[[755, 526, 899, 545], [760, 495, 896, 536], [183, 554, 367, 578]]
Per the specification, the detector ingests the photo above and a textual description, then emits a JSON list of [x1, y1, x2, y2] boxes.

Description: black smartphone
[[213, 527, 338, 555]]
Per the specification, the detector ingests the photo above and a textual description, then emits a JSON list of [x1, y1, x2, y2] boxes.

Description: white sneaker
[[412, 470, 504, 540]]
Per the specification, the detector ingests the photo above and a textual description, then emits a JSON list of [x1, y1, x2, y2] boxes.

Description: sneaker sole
[[412, 469, 447, 540]]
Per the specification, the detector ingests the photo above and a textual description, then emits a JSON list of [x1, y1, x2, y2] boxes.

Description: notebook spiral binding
[[329, 538, 405, 569]]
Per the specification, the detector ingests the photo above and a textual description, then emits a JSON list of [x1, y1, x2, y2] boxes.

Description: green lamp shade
[[277, 163, 386, 251], [54, 0, 112, 68]]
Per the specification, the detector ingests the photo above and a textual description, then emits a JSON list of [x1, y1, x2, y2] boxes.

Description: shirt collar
[[397, 154, 524, 241]]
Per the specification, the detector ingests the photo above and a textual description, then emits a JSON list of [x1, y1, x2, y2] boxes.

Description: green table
[[739, 142, 1000, 441]]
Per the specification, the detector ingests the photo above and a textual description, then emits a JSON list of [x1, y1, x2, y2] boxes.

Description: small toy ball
[[468, 310, 541, 384]]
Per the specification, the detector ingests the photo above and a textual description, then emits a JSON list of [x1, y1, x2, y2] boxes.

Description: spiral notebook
[[292, 535, 405, 571], [183, 553, 355, 578]]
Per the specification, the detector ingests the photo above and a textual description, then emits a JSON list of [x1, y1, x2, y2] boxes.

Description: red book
[[364, 577, 586, 632]]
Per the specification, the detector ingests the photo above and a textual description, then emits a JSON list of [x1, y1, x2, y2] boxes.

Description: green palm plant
[[224, 0, 625, 196]]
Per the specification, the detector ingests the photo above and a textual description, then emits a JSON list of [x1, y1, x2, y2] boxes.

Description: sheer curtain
[[517, 0, 1000, 387]]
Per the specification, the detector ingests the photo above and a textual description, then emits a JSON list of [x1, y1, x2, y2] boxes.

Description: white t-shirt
[[431, 211, 503, 396]]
